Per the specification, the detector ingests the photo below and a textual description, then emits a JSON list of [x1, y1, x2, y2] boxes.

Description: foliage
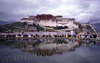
[[56, 40, 68, 44], [0, 22, 27, 32], [57, 26, 68, 29], [5, 25, 18, 31], [0, 40, 17, 46], [32, 40, 42, 47], [13, 22, 27, 28], [79, 24, 83, 30], [33, 23, 44, 31], [0, 25, 7, 32], [86, 25, 94, 32]]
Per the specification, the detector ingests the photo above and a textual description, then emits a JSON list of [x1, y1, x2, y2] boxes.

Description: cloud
[[0, 0, 100, 23]]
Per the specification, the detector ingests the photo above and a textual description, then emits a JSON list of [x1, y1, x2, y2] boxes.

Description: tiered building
[[20, 14, 79, 28]]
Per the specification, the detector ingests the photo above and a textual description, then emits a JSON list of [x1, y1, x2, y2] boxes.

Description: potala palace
[[20, 14, 79, 29]]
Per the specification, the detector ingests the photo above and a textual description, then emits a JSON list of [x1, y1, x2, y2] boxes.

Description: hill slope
[[0, 22, 44, 33], [0, 22, 27, 33], [91, 23, 100, 31]]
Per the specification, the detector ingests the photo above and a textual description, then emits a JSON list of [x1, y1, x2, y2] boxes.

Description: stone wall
[[39, 20, 56, 26]]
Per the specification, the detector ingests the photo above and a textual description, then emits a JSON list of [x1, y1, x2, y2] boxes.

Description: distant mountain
[[91, 23, 100, 31], [0, 21, 16, 25]]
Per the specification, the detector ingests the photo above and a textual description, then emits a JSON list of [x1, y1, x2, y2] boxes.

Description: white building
[[39, 19, 57, 27], [57, 18, 79, 28], [56, 15, 62, 21], [20, 16, 39, 25], [38, 17, 78, 28], [81, 23, 90, 26], [20, 15, 79, 28]]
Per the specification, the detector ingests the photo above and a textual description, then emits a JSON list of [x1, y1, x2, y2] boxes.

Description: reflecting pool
[[0, 38, 100, 63]]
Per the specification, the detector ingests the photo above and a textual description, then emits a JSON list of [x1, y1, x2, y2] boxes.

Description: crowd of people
[[66, 33, 100, 39]]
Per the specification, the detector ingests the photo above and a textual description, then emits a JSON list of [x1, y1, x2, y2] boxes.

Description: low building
[[13, 29, 23, 33], [27, 27, 37, 32]]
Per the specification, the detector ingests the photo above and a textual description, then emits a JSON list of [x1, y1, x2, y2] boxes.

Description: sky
[[0, 0, 100, 23]]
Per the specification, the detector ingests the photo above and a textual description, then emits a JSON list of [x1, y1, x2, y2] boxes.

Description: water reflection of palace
[[0, 38, 97, 62]]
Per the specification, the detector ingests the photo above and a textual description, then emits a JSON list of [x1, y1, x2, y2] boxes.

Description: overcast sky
[[0, 0, 100, 23]]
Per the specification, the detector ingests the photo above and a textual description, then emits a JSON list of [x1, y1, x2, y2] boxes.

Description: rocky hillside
[[0, 22, 44, 33], [91, 23, 100, 31], [0, 21, 96, 33], [0, 22, 27, 33], [72, 23, 95, 34]]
